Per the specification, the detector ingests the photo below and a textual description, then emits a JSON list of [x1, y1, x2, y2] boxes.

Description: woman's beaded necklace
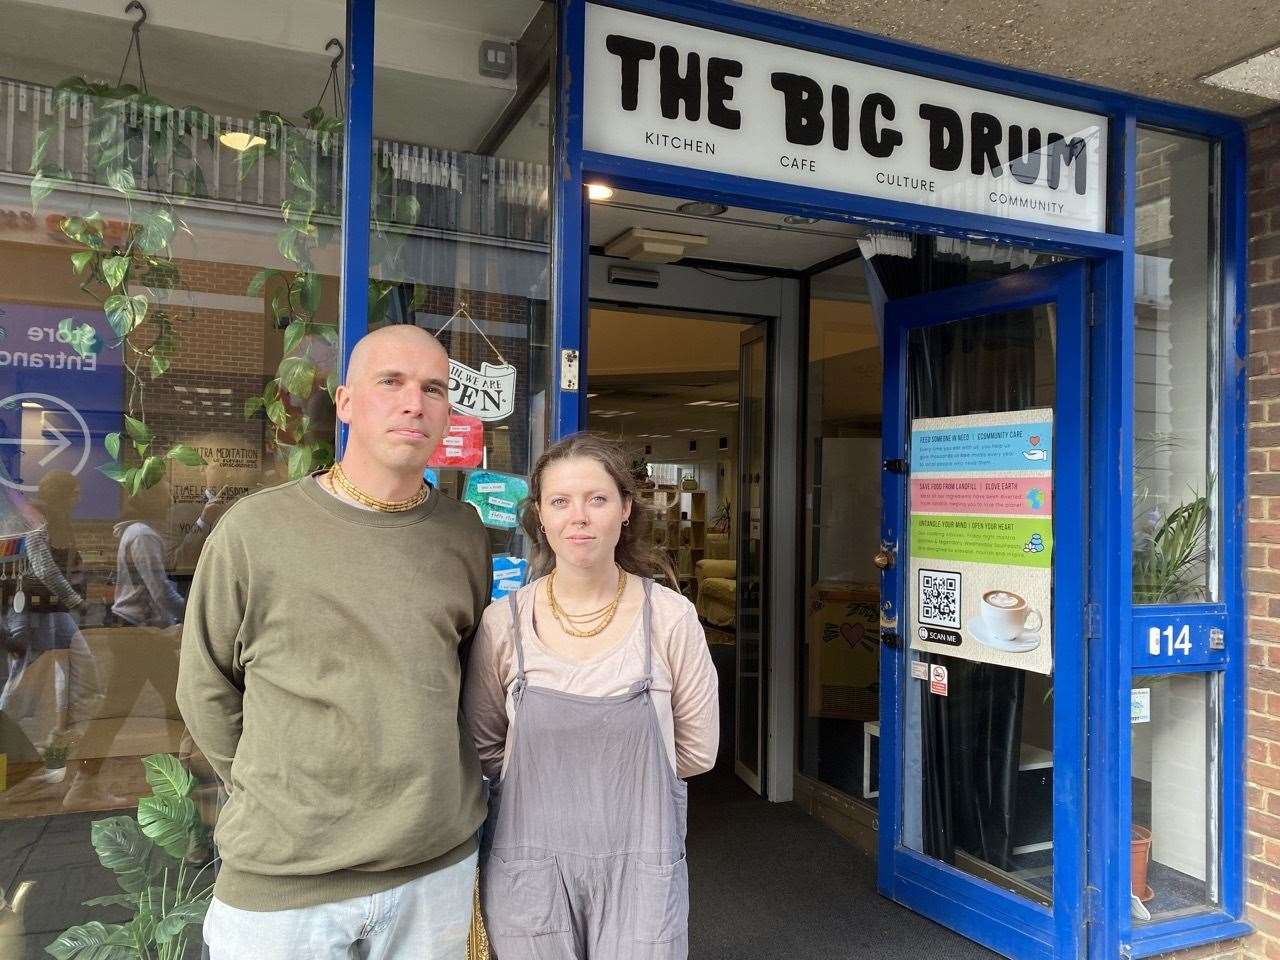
[[547, 565, 627, 638], [327, 461, 430, 513]]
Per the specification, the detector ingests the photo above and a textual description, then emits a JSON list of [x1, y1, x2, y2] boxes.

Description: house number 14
[[1148, 624, 1192, 658]]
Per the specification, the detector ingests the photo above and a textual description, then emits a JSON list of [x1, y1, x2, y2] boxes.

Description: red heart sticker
[[1029, 435, 1041, 446]]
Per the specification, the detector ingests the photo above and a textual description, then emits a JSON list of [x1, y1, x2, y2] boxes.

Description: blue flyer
[[463, 471, 529, 529], [491, 555, 529, 602]]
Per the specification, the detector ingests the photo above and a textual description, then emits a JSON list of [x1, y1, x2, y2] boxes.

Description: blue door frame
[[878, 261, 1089, 960], [329, 0, 1250, 956]]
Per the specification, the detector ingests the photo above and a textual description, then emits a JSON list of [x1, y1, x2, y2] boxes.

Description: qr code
[[918, 569, 961, 629]]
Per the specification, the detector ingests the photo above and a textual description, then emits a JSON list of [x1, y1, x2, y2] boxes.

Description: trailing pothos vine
[[30, 77, 212, 491], [234, 105, 344, 480]]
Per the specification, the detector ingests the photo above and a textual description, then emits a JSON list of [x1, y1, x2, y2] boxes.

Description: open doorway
[[583, 186, 1082, 958]]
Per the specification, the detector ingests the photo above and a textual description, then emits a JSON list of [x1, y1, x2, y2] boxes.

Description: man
[[178, 325, 490, 959]]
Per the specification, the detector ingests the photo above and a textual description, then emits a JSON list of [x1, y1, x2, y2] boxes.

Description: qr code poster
[[918, 570, 962, 629], [908, 409, 1054, 675]]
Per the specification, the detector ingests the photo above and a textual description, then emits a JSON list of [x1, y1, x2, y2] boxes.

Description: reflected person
[[111, 479, 185, 628]]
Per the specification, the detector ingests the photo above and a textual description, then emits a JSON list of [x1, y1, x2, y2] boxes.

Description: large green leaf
[[58, 318, 102, 358], [287, 444, 313, 479], [137, 795, 196, 859], [266, 398, 288, 428], [70, 250, 95, 276], [298, 271, 321, 314], [101, 256, 130, 291], [153, 900, 210, 944], [133, 456, 168, 495], [277, 227, 300, 264], [97, 462, 128, 483], [164, 445, 205, 469], [287, 157, 313, 193], [142, 755, 196, 801], [90, 818, 161, 894], [243, 396, 265, 419], [103, 432, 121, 460], [30, 170, 55, 211], [136, 209, 175, 254], [279, 355, 316, 398], [44, 920, 139, 960], [282, 319, 307, 356], [122, 415, 152, 445], [103, 294, 147, 339], [31, 126, 54, 172]]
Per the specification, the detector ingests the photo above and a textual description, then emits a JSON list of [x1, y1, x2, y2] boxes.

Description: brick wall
[[1240, 110, 1280, 960]]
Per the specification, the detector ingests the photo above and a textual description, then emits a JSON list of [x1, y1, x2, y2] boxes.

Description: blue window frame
[[333, 1, 1249, 957]]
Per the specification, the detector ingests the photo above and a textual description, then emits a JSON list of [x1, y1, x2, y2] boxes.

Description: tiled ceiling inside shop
[[749, 0, 1280, 117]]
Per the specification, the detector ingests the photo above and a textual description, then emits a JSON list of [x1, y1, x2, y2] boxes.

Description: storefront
[[0, 0, 1255, 958]]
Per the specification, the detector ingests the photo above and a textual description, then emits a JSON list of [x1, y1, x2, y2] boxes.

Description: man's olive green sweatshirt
[[176, 474, 491, 911]]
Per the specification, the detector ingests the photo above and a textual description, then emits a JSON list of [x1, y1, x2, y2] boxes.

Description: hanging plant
[[29, 7, 209, 491], [235, 103, 343, 480]]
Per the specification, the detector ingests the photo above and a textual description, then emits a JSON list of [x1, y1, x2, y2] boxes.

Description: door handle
[[873, 549, 895, 570]]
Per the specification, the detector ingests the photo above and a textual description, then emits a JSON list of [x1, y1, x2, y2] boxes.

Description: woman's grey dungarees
[[481, 579, 690, 959]]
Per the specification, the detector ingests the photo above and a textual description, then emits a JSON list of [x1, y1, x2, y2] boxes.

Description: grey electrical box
[[479, 40, 513, 79]]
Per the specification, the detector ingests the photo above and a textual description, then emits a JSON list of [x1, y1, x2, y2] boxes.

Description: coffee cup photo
[[980, 589, 1043, 643]]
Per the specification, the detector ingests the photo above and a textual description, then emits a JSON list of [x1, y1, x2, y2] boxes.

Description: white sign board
[[584, 4, 1108, 232]]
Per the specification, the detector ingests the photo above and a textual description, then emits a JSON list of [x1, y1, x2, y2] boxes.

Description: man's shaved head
[[334, 324, 453, 485], [345, 325, 447, 387]]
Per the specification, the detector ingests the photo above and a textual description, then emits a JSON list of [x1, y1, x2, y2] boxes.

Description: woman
[[464, 433, 719, 959], [0, 471, 94, 758]]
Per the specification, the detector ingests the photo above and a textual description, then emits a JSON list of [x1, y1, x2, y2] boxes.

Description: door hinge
[[883, 458, 909, 474], [560, 348, 580, 392], [1085, 602, 1102, 640]]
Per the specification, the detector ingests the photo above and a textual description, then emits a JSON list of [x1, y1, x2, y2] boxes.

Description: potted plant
[[37, 730, 74, 785], [45, 754, 213, 960]]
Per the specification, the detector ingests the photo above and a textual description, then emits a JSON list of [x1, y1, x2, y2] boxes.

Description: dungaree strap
[[507, 592, 527, 681], [642, 578, 655, 683]]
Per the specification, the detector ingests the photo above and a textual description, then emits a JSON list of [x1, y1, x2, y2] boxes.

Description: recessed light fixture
[[676, 200, 728, 217], [783, 214, 819, 225], [1201, 44, 1280, 100], [587, 183, 615, 201], [219, 131, 268, 152]]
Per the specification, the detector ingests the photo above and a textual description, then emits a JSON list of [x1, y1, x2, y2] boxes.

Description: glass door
[[735, 325, 768, 793], [877, 262, 1089, 959]]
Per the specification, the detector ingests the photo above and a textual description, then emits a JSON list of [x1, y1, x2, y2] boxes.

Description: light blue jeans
[[202, 848, 477, 960]]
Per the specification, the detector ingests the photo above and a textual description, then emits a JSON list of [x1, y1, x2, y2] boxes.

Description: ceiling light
[[676, 200, 728, 217], [219, 131, 268, 152], [605, 226, 709, 264], [1201, 45, 1280, 100], [783, 214, 819, 225], [587, 183, 615, 201], [686, 400, 711, 406]]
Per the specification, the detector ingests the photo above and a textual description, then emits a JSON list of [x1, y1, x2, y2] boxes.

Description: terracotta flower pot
[[1131, 825, 1154, 902]]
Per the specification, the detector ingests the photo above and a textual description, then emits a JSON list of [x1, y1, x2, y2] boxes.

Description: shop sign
[[907, 409, 1054, 675], [464, 471, 529, 530], [427, 413, 485, 468], [584, 4, 1107, 232], [449, 360, 517, 423]]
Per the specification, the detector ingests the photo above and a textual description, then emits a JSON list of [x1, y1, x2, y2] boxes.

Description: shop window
[[1133, 129, 1220, 605], [0, 0, 550, 952], [1129, 673, 1222, 921], [368, 0, 554, 574]]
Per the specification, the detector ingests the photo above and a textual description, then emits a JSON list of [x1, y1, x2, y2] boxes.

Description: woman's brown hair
[[520, 432, 677, 586]]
